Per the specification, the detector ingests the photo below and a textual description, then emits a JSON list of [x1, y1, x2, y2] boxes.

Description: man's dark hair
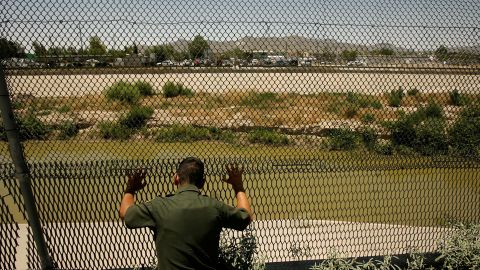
[[176, 157, 205, 188]]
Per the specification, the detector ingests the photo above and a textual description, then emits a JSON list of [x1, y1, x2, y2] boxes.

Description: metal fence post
[[0, 66, 54, 269]]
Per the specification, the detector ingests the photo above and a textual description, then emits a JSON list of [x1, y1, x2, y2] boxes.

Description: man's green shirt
[[124, 184, 250, 270]]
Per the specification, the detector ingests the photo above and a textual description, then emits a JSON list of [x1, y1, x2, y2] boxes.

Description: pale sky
[[1, 0, 479, 52]]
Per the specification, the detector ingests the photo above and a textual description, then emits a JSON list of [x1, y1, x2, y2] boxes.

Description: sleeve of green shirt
[[124, 201, 156, 229], [218, 203, 250, 231]]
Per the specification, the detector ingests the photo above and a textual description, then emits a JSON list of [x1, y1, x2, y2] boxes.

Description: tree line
[[2, 36, 479, 65]]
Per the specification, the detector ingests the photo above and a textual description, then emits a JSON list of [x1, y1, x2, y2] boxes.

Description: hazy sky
[[1, 0, 479, 52]]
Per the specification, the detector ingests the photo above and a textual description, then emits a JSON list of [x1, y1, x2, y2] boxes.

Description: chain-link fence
[[1, 0, 480, 269]]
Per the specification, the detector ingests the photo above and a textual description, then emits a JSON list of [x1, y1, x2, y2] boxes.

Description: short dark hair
[[176, 157, 205, 188]]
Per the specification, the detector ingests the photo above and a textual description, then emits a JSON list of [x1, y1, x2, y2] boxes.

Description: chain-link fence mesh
[[1, 0, 479, 269]]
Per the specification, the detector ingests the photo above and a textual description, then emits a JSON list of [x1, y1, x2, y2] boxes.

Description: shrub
[[17, 113, 50, 140], [98, 121, 132, 140], [387, 87, 405, 107], [449, 89, 468, 106], [11, 99, 25, 110], [162, 82, 178, 97], [413, 118, 448, 155], [240, 92, 281, 109], [57, 104, 71, 113], [374, 141, 394, 155], [385, 103, 448, 155], [361, 113, 375, 123], [208, 127, 237, 144], [162, 81, 193, 98], [448, 105, 480, 158], [134, 81, 155, 96], [346, 92, 360, 104], [395, 145, 417, 156], [407, 87, 420, 96], [177, 84, 193, 96], [105, 80, 141, 104], [384, 114, 418, 148], [327, 128, 359, 151], [218, 229, 258, 270], [436, 222, 480, 270], [418, 101, 444, 119], [155, 125, 238, 143], [247, 129, 289, 146], [58, 121, 79, 140], [371, 99, 383, 109], [346, 92, 374, 108], [358, 98, 371, 108], [156, 125, 211, 142], [310, 253, 401, 270], [358, 127, 377, 149], [118, 106, 154, 129]]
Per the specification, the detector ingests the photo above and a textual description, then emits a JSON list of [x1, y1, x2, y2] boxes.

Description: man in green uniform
[[119, 157, 253, 269]]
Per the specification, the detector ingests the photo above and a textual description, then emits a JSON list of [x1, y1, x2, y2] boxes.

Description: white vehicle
[[85, 59, 100, 67], [157, 60, 175, 66], [346, 60, 366, 67], [180, 59, 192, 66]]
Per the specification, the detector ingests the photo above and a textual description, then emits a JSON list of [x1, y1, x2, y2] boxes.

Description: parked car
[[157, 60, 175, 66], [347, 60, 366, 67], [179, 59, 192, 66], [251, 59, 260, 66]]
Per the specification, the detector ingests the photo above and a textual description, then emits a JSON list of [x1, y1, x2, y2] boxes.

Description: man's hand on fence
[[223, 164, 245, 193], [124, 169, 147, 195]]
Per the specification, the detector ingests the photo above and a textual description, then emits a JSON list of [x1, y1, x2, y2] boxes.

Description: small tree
[[341, 50, 358, 62], [449, 89, 468, 106], [435, 45, 449, 62], [385, 101, 448, 156], [376, 47, 395, 56], [104, 81, 141, 104], [32, 41, 47, 57], [149, 45, 179, 62], [449, 105, 480, 158], [0, 38, 25, 59], [387, 87, 405, 107], [328, 128, 359, 150], [88, 36, 107, 55], [188, 35, 210, 59]]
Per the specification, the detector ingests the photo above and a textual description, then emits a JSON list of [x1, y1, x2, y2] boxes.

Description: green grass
[[0, 141, 479, 226], [247, 129, 289, 146]]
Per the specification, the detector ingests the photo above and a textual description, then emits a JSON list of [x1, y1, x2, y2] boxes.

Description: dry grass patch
[[27, 95, 124, 112], [16, 91, 480, 134]]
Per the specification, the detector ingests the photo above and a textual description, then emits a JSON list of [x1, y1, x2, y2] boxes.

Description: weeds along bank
[[2, 80, 480, 159]]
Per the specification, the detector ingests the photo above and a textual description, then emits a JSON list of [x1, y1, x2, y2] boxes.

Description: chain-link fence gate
[[1, 0, 479, 269]]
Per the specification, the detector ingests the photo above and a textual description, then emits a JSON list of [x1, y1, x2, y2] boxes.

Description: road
[[6, 68, 480, 97]]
